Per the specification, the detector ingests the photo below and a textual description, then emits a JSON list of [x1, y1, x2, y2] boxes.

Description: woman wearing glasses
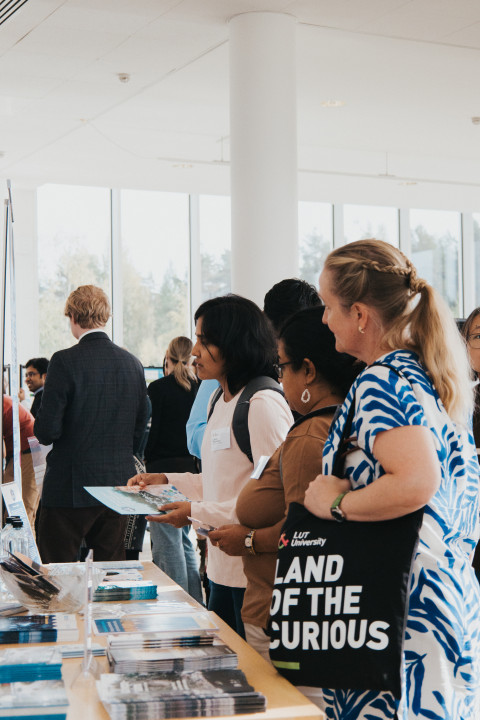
[[208, 306, 360, 657], [129, 295, 292, 637], [462, 307, 480, 580], [462, 308, 480, 449]]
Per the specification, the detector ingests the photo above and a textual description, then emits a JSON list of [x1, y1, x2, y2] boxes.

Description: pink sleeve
[[166, 472, 204, 501], [190, 498, 237, 529]]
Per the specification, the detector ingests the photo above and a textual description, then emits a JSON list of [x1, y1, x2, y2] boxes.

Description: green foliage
[[201, 249, 231, 301], [411, 224, 459, 315], [39, 244, 190, 367], [38, 238, 110, 356], [299, 231, 330, 288]]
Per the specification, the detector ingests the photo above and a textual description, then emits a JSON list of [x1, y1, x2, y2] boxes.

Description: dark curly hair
[[194, 294, 278, 396]]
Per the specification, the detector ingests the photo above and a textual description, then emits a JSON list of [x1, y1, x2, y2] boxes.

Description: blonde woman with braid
[[144, 336, 203, 602], [303, 240, 480, 719]]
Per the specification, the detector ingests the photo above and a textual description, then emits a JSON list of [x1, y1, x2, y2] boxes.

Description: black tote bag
[[268, 364, 424, 699]]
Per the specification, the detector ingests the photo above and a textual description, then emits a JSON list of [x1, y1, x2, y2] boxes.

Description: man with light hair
[[34, 285, 148, 563]]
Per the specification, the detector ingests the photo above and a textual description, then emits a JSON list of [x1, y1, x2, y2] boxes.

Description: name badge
[[211, 427, 231, 451], [251, 455, 270, 479]]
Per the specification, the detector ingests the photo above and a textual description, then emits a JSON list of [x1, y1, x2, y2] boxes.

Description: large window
[[410, 209, 462, 316], [344, 205, 399, 246], [298, 202, 333, 288], [37, 184, 111, 357], [199, 195, 231, 302], [121, 190, 190, 366], [36, 187, 473, 364]]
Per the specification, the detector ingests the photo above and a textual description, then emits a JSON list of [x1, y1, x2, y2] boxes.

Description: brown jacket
[[236, 409, 333, 628]]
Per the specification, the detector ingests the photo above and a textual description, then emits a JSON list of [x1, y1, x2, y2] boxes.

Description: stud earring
[[358, 326, 365, 334], [301, 388, 311, 404]]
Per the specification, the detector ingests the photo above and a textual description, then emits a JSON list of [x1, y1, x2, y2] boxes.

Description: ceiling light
[[472, 117, 480, 125], [321, 100, 345, 108], [117, 73, 130, 84]]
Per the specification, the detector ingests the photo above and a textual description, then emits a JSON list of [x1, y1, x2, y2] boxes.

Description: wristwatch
[[244, 530, 256, 555], [330, 492, 350, 522]]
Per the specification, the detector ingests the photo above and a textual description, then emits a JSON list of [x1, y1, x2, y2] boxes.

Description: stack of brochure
[[93, 580, 158, 602], [0, 678, 69, 718], [107, 639, 238, 674], [0, 614, 78, 644], [97, 669, 266, 718], [107, 630, 215, 651], [0, 647, 62, 682], [57, 643, 105, 659], [94, 611, 218, 639], [90, 599, 199, 619]]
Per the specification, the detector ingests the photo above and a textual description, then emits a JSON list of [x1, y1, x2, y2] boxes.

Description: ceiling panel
[[0, 0, 479, 195]]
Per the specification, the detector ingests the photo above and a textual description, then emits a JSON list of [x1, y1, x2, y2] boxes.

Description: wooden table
[[55, 562, 325, 720]]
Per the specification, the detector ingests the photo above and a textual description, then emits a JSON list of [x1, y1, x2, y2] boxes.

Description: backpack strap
[[234, 376, 284, 463], [205, 376, 284, 463], [207, 386, 223, 422]]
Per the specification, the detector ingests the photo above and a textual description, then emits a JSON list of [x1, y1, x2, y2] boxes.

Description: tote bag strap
[[331, 361, 412, 478]]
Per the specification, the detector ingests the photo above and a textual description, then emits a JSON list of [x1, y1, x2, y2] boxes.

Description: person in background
[[263, 277, 321, 334], [462, 307, 480, 450], [144, 336, 203, 603], [129, 295, 293, 638], [2, 394, 39, 530], [19, 358, 49, 417], [461, 306, 480, 580], [34, 284, 148, 563], [303, 239, 480, 718], [209, 307, 361, 659], [186, 379, 218, 460], [185, 278, 321, 459]]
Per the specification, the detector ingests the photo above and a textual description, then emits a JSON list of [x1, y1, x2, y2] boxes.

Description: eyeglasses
[[25, 372, 39, 378], [273, 361, 294, 379], [467, 334, 480, 350]]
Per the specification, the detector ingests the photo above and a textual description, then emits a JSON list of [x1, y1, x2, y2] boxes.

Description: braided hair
[[323, 239, 472, 424]]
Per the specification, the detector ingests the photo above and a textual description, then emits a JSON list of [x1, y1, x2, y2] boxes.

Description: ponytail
[[385, 284, 473, 425], [166, 336, 197, 392]]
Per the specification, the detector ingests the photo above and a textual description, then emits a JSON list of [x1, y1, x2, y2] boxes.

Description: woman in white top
[[129, 294, 292, 637]]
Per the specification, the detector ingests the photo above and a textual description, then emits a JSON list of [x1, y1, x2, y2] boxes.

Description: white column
[[229, 12, 298, 307], [10, 187, 39, 363], [110, 189, 124, 346]]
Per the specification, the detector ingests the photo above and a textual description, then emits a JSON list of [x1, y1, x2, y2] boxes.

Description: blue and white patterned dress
[[321, 350, 480, 720]]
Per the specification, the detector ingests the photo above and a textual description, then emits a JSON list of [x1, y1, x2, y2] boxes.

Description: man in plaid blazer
[[34, 285, 148, 563]]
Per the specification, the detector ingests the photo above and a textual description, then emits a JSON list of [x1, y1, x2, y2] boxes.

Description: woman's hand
[[304, 474, 352, 519], [147, 501, 191, 528], [208, 524, 251, 556], [127, 473, 168, 487]]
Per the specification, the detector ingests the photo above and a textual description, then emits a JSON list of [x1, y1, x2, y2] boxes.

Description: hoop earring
[[358, 326, 365, 334], [301, 388, 311, 404]]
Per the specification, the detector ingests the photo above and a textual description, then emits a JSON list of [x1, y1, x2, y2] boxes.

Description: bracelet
[[245, 529, 256, 555], [250, 529, 256, 555]]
